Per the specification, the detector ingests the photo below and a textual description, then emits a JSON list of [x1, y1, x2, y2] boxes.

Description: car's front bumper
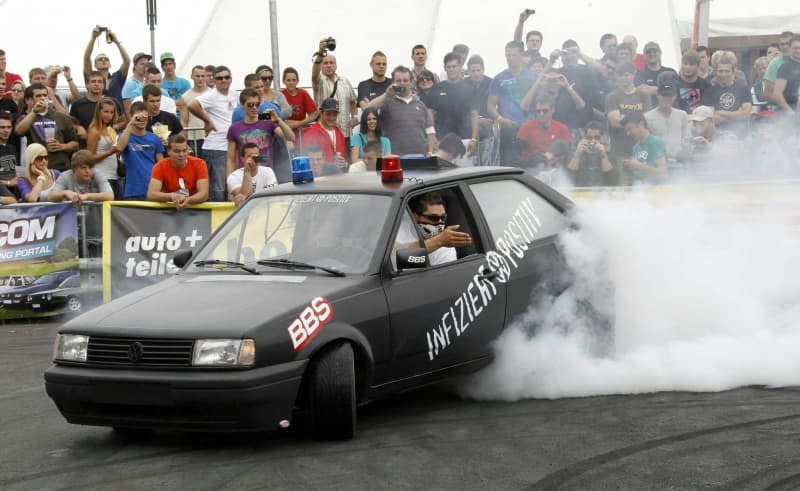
[[44, 360, 308, 431]]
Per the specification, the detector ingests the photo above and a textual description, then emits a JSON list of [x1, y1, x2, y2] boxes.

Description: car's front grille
[[87, 336, 194, 367]]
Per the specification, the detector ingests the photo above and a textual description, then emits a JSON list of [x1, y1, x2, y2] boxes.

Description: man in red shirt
[[301, 98, 347, 169], [516, 96, 571, 162], [0, 50, 22, 91], [147, 134, 209, 208]]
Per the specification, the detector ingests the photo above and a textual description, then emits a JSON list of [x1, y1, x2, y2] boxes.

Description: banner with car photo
[[103, 202, 234, 301], [0, 203, 80, 319]]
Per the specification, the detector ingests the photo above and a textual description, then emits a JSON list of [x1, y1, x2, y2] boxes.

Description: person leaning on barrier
[[19, 143, 60, 202], [147, 134, 209, 209], [227, 142, 277, 206], [49, 150, 114, 204]]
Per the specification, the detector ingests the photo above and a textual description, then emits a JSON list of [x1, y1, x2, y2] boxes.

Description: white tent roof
[[4, 0, 683, 89], [672, 0, 800, 38]]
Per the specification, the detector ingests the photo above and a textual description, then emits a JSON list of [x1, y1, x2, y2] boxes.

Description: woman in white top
[[86, 97, 121, 198]]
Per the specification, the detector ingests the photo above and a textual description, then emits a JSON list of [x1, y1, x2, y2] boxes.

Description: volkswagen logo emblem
[[128, 341, 144, 363]]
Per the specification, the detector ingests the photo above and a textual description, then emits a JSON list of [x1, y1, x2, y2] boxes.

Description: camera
[[393, 84, 407, 95], [258, 110, 273, 121], [253, 155, 268, 163], [526, 8, 536, 15], [325, 37, 336, 52]]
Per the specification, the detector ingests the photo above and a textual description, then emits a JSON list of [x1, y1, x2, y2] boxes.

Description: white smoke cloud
[[461, 189, 800, 401]]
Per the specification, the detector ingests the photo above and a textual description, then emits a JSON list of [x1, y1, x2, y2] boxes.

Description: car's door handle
[[479, 270, 499, 282]]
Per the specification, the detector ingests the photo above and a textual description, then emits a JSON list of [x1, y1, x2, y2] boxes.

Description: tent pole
[[691, 0, 711, 48], [269, 0, 280, 93]]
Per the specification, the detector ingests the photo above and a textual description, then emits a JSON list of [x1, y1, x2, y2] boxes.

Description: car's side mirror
[[396, 248, 429, 269], [172, 249, 193, 268]]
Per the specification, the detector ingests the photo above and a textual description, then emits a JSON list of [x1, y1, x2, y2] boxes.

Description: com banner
[[102, 201, 234, 301], [0, 203, 79, 319]]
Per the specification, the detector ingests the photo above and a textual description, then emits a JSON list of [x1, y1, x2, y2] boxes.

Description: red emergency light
[[380, 154, 403, 183]]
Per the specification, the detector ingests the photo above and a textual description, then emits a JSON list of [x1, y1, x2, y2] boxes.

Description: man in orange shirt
[[147, 134, 209, 209]]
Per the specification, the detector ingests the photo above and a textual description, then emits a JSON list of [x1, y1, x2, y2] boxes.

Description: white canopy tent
[[672, 0, 800, 39], [2, 0, 683, 89]]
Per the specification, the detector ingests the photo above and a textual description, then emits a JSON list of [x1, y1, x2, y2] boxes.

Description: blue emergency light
[[291, 156, 314, 184]]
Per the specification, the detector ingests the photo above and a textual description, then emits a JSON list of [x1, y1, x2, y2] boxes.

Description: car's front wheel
[[66, 296, 82, 312], [308, 342, 356, 440]]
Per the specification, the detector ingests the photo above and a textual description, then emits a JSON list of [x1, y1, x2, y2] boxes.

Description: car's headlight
[[192, 339, 255, 366], [53, 334, 89, 362]]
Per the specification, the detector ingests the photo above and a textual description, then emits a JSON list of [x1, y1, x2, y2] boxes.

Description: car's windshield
[[188, 193, 392, 275], [32, 274, 61, 285]]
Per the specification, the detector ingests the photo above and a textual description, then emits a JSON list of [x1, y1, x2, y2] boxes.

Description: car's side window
[[469, 180, 566, 247]]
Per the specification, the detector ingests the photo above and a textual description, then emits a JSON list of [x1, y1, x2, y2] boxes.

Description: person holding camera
[[15, 83, 79, 172], [225, 88, 293, 177], [567, 121, 615, 186], [366, 66, 436, 156], [311, 38, 358, 146], [227, 142, 277, 205], [115, 102, 164, 200], [82, 25, 130, 105]]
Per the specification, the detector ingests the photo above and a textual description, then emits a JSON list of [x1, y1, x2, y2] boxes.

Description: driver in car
[[407, 192, 472, 265]]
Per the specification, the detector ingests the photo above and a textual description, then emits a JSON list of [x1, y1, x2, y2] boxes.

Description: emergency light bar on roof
[[375, 155, 455, 172]]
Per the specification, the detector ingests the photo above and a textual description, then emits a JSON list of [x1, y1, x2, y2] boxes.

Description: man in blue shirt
[[117, 102, 164, 199], [487, 40, 537, 166]]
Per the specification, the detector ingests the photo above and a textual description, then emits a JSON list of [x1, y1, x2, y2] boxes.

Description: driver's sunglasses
[[420, 213, 447, 223]]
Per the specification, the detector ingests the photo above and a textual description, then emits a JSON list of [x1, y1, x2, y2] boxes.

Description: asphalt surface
[[3, 322, 800, 490]]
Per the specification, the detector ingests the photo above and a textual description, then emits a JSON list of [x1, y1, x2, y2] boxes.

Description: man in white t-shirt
[[397, 191, 472, 266], [227, 142, 277, 206], [187, 65, 239, 201]]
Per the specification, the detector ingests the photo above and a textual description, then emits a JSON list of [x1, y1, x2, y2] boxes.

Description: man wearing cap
[[635, 42, 677, 101], [302, 98, 347, 169], [311, 39, 358, 145], [159, 52, 191, 103], [645, 83, 690, 161], [49, 149, 114, 204], [621, 111, 667, 184], [687, 105, 716, 154], [122, 52, 153, 116], [82, 26, 130, 104]]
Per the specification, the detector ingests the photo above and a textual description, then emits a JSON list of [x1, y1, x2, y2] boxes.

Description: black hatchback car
[[45, 165, 613, 439]]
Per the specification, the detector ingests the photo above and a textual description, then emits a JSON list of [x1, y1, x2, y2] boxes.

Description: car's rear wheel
[[66, 296, 82, 312], [308, 342, 356, 440]]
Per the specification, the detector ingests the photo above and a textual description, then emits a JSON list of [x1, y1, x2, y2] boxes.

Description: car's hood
[[62, 272, 366, 338]]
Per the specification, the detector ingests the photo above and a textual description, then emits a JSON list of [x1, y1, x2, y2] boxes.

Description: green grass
[[0, 258, 79, 276]]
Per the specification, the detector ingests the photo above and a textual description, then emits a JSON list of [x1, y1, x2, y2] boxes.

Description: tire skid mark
[[721, 459, 800, 490], [528, 413, 800, 490], [766, 472, 800, 491]]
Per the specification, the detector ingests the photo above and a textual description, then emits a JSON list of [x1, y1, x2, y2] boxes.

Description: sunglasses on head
[[214, 75, 231, 81], [420, 213, 447, 223]]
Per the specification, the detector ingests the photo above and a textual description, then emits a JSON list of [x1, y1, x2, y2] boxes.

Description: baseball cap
[[643, 42, 661, 53], [94, 53, 110, 62], [320, 98, 339, 113], [689, 106, 714, 121], [133, 52, 152, 64], [159, 52, 175, 63], [657, 84, 675, 96]]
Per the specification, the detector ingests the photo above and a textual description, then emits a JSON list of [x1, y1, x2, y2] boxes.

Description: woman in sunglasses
[[19, 143, 60, 202], [255, 65, 292, 119], [415, 69, 436, 106]]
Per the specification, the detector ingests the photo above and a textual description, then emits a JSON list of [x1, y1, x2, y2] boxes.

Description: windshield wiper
[[256, 259, 346, 277], [193, 260, 260, 275]]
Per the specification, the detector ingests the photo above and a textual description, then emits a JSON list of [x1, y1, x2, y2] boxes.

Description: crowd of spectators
[[0, 14, 797, 208]]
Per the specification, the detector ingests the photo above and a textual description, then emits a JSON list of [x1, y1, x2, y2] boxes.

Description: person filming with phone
[[367, 65, 436, 156], [227, 142, 277, 206], [225, 88, 293, 178]]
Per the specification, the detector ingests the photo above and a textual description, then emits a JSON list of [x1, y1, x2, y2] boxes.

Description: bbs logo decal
[[288, 297, 334, 352]]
